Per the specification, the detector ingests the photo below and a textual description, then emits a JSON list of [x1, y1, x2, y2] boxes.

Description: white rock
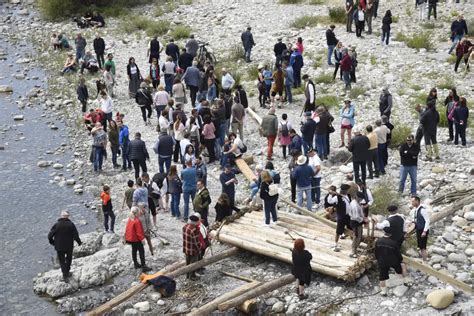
[[431, 247, 447, 256], [0, 85, 13, 92], [133, 301, 150, 312], [272, 301, 285, 313], [157, 299, 165, 305], [149, 293, 161, 301], [124, 308, 138, 315], [357, 275, 370, 286], [428, 276, 438, 284], [380, 300, 395, 307], [339, 165, 353, 173], [442, 232, 455, 244], [445, 243, 455, 252], [465, 248, 474, 257], [464, 212, 474, 221], [16, 58, 31, 64], [53, 163, 64, 169], [66, 179, 76, 185], [448, 253, 467, 263], [393, 285, 408, 297], [13, 115, 24, 121], [37, 161, 51, 168]]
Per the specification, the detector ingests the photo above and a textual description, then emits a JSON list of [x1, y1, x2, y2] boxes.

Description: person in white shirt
[[307, 148, 322, 207], [162, 56, 176, 94], [374, 119, 390, 175], [327, 184, 352, 251], [348, 192, 365, 257], [99, 90, 113, 130], [356, 181, 373, 217], [410, 196, 430, 262], [153, 86, 169, 119], [221, 68, 235, 93], [158, 109, 170, 133]]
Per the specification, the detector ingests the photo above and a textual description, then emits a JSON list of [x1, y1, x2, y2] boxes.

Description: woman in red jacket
[[125, 207, 151, 272]]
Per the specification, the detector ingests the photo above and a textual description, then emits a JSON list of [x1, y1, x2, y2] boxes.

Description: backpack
[[268, 183, 279, 196], [239, 143, 248, 153], [148, 275, 176, 298], [152, 172, 167, 189], [281, 121, 289, 137]]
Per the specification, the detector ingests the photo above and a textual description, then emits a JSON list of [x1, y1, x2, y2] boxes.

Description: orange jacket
[[125, 218, 145, 242]]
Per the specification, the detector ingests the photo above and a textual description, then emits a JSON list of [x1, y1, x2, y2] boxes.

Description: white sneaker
[[381, 287, 387, 296]]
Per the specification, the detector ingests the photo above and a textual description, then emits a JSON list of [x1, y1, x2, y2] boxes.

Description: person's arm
[[73, 224, 82, 245], [48, 224, 57, 245], [375, 219, 389, 230], [327, 194, 338, 205], [366, 189, 374, 206], [421, 208, 430, 234]]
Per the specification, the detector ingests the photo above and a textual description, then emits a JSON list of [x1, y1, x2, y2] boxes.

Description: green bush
[[350, 86, 366, 99], [38, 0, 79, 20], [155, 2, 176, 16], [315, 73, 333, 84], [389, 124, 412, 149], [291, 15, 330, 28], [371, 179, 400, 215], [146, 20, 170, 37], [438, 108, 448, 128], [421, 22, 436, 29], [246, 65, 260, 80], [408, 33, 434, 50], [227, 44, 244, 62], [171, 25, 191, 39], [279, 0, 302, 3], [309, 0, 325, 4], [328, 7, 346, 24], [293, 85, 305, 95], [394, 32, 407, 42], [437, 78, 454, 90], [316, 95, 339, 108], [392, 16, 399, 23], [370, 55, 376, 65]]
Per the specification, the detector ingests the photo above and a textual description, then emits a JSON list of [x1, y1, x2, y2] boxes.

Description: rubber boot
[[425, 145, 433, 160], [433, 143, 440, 159]]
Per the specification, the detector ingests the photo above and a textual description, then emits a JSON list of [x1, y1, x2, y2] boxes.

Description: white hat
[[353, 126, 362, 134], [297, 155, 307, 165], [61, 210, 70, 217]]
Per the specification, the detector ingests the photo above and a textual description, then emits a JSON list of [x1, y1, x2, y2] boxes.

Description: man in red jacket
[[125, 207, 151, 272], [182, 214, 201, 280], [340, 48, 353, 90]]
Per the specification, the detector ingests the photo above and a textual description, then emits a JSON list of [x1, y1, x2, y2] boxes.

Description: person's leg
[[305, 187, 312, 211], [333, 63, 339, 80], [386, 29, 390, 45], [315, 177, 321, 204], [158, 156, 165, 173], [399, 165, 408, 193], [140, 106, 147, 122], [340, 128, 345, 146], [183, 191, 190, 220], [296, 187, 303, 207], [65, 249, 73, 275], [327, 45, 334, 65], [137, 241, 146, 267], [286, 84, 293, 103], [57, 251, 68, 277], [93, 147, 100, 171], [347, 128, 352, 144], [264, 200, 271, 224], [109, 211, 115, 232], [131, 160, 140, 180], [140, 159, 147, 175], [271, 199, 278, 222], [239, 123, 244, 141], [367, 151, 374, 178], [454, 124, 460, 145], [447, 115, 454, 140], [131, 242, 139, 267], [408, 166, 417, 195], [326, 132, 331, 156], [311, 177, 317, 203], [267, 135, 276, 160], [353, 161, 361, 182], [454, 55, 462, 72], [291, 178, 296, 203], [361, 162, 367, 183], [103, 212, 110, 231], [460, 124, 466, 146], [377, 144, 385, 173], [282, 145, 287, 159]]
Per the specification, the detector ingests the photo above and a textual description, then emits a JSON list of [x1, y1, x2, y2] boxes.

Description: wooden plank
[[235, 157, 256, 183], [218, 274, 295, 311], [403, 256, 473, 294]]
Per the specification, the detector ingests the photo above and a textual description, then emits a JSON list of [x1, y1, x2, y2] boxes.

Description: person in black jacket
[[348, 127, 370, 183], [427, 0, 437, 20], [449, 15, 469, 54], [326, 25, 338, 65], [274, 38, 287, 66], [291, 238, 312, 300], [453, 97, 469, 146], [300, 112, 317, 155], [399, 134, 420, 196], [135, 82, 153, 125], [375, 227, 409, 295], [165, 39, 180, 63], [381, 10, 392, 45], [178, 48, 193, 72], [48, 211, 82, 282], [260, 170, 279, 226], [93, 33, 105, 69], [127, 132, 150, 180], [235, 85, 248, 109], [77, 77, 89, 113], [420, 102, 440, 160]]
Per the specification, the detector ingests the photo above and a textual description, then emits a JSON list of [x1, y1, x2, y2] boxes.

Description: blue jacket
[[262, 69, 272, 86], [285, 66, 294, 86], [291, 164, 314, 187], [301, 119, 317, 143], [181, 167, 197, 192], [207, 84, 217, 101], [119, 125, 130, 146], [132, 187, 148, 207], [290, 52, 303, 69], [289, 134, 303, 153], [182, 66, 200, 87], [339, 104, 355, 127]]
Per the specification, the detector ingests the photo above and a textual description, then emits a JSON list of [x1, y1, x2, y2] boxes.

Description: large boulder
[[328, 148, 352, 165], [426, 289, 454, 309], [73, 231, 104, 258]]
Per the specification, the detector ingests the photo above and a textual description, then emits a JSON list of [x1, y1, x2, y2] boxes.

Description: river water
[[0, 5, 98, 315]]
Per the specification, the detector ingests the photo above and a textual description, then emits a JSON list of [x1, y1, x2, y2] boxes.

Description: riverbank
[[3, 0, 473, 314]]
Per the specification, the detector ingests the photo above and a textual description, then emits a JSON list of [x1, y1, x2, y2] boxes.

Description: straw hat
[[297, 155, 307, 165]]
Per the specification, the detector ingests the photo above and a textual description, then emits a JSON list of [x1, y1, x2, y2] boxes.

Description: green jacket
[[193, 188, 211, 210], [260, 113, 278, 137]]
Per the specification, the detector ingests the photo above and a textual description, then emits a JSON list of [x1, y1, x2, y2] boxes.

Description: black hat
[[383, 226, 392, 234]]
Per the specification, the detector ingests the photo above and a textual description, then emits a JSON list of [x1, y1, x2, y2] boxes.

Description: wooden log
[[235, 157, 257, 183], [218, 274, 295, 311], [87, 247, 239, 316], [247, 107, 263, 125], [188, 281, 261, 315], [221, 271, 257, 283], [403, 256, 473, 294]]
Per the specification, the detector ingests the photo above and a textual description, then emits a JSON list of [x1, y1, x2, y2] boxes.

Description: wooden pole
[[218, 274, 296, 311], [221, 271, 257, 283], [235, 157, 257, 183], [87, 247, 239, 316], [188, 281, 260, 315], [247, 107, 263, 125]]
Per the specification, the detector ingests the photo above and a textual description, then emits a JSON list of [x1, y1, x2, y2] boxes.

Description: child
[[101, 185, 116, 233], [184, 144, 196, 167], [123, 180, 134, 210]]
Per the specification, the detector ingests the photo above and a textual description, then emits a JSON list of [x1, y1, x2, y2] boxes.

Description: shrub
[[446, 54, 457, 63], [392, 16, 399, 23], [293, 85, 305, 95], [316, 95, 339, 108], [389, 124, 412, 148], [371, 179, 400, 216], [146, 20, 170, 37], [328, 7, 346, 24], [350, 86, 366, 99], [155, 2, 176, 16], [38, 0, 78, 20], [370, 55, 376, 65], [228, 44, 244, 62], [421, 22, 436, 29], [291, 15, 330, 28], [438, 109, 448, 128], [407, 33, 434, 50], [171, 25, 191, 39], [121, 15, 150, 33], [437, 78, 454, 90], [394, 32, 407, 42], [309, 0, 325, 4], [246, 65, 260, 80], [279, 0, 302, 3], [315, 73, 333, 84]]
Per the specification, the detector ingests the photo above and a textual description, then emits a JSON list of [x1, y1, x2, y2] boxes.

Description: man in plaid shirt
[[182, 214, 201, 280]]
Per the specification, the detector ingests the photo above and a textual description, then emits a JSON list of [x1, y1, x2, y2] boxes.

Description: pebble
[[393, 285, 408, 297], [13, 115, 24, 121], [133, 301, 150, 312], [447, 253, 467, 263], [66, 179, 76, 185], [428, 276, 439, 284], [380, 300, 395, 307], [52, 163, 64, 169], [442, 232, 455, 244], [0, 85, 13, 93], [464, 212, 474, 221], [272, 301, 285, 313]]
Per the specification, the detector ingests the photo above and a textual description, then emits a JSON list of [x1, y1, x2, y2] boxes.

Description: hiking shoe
[[381, 287, 387, 296], [134, 263, 141, 269], [332, 246, 341, 252], [141, 265, 152, 272], [340, 234, 347, 239]]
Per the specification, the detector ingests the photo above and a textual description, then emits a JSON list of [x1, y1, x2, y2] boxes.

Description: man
[[48, 211, 82, 282], [300, 112, 317, 155], [91, 122, 107, 173], [288, 129, 302, 154], [283, 61, 294, 105], [127, 132, 150, 180], [348, 126, 370, 183], [375, 227, 410, 296], [260, 107, 278, 161], [411, 196, 430, 262], [221, 69, 235, 95], [302, 74, 316, 113], [345, 0, 355, 32], [165, 38, 180, 63], [382, 115, 394, 166], [75, 33, 86, 62], [327, 184, 352, 251], [178, 48, 194, 72], [356, 181, 373, 217], [354, 5, 365, 38], [376, 205, 407, 248], [220, 164, 238, 207], [399, 134, 420, 196], [153, 130, 175, 174], [148, 36, 161, 63], [379, 88, 393, 120], [374, 119, 390, 175], [307, 148, 322, 208], [182, 61, 200, 107], [193, 179, 211, 227], [231, 95, 245, 140], [195, 156, 207, 185], [348, 192, 365, 257], [366, 125, 379, 179], [185, 34, 199, 58], [103, 53, 116, 77], [449, 15, 469, 54], [118, 121, 131, 171], [420, 102, 440, 161], [235, 85, 248, 109], [292, 155, 314, 211], [415, 0, 427, 21], [182, 214, 201, 280], [241, 26, 255, 62], [181, 159, 197, 221], [365, 0, 374, 34], [274, 38, 287, 65], [290, 48, 303, 88], [222, 93, 233, 137], [427, 0, 437, 20], [80, 51, 99, 74], [93, 33, 105, 69], [340, 48, 353, 90], [326, 25, 338, 65], [313, 106, 331, 160]]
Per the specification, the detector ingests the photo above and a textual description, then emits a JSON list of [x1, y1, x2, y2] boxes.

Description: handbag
[[328, 123, 335, 133]]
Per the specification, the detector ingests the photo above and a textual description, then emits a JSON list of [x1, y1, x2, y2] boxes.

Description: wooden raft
[[210, 209, 372, 281]]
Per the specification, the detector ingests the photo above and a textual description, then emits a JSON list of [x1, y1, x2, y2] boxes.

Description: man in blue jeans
[[291, 155, 314, 211], [399, 135, 420, 196], [448, 15, 469, 54], [153, 130, 175, 174], [300, 112, 317, 155], [181, 160, 197, 220], [326, 25, 338, 65], [284, 62, 294, 104], [307, 148, 322, 207]]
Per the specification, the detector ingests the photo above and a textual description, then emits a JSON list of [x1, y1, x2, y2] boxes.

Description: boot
[[433, 143, 440, 159], [424, 145, 433, 161]]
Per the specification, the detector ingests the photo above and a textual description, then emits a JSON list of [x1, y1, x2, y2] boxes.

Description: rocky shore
[[1, 0, 473, 314]]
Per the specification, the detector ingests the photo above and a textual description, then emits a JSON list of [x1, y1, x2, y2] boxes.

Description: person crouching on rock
[[125, 207, 152, 272], [291, 238, 312, 300]]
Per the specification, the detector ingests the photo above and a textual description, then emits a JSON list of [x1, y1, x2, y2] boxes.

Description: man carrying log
[[327, 184, 352, 252], [183, 214, 202, 280], [410, 196, 430, 262]]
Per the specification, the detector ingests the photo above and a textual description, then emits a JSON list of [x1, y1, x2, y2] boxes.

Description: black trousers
[[454, 55, 469, 72], [186, 254, 199, 278], [428, 4, 436, 19], [130, 241, 145, 267], [367, 148, 379, 176], [356, 20, 365, 37], [57, 250, 73, 277], [96, 53, 105, 68], [196, 208, 209, 227], [131, 159, 147, 180], [346, 12, 354, 32], [333, 63, 342, 80], [189, 85, 198, 107], [103, 211, 115, 232], [353, 161, 367, 183], [140, 104, 152, 122], [291, 177, 297, 203], [173, 140, 181, 163], [203, 138, 216, 163], [415, 126, 424, 145]]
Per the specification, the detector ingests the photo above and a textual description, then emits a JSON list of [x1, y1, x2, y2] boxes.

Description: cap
[[383, 226, 392, 234]]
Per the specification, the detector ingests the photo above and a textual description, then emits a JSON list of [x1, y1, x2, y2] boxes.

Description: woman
[[257, 64, 266, 108], [291, 238, 312, 300], [288, 150, 300, 203], [153, 85, 169, 119], [149, 58, 160, 89], [167, 165, 182, 218], [453, 97, 469, 146], [172, 78, 186, 104], [278, 113, 292, 159], [426, 87, 437, 107], [77, 77, 89, 113], [162, 56, 176, 94], [124, 207, 151, 272], [295, 37, 304, 54], [187, 115, 201, 155], [454, 38, 473, 73], [173, 116, 186, 163], [61, 53, 76, 74], [246, 164, 263, 205], [444, 87, 459, 142], [207, 77, 217, 102], [260, 170, 278, 226], [108, 120, 120, 168], [103, 64, 114, 97], [333, 41, 343, 81], [127, 57, 142, 98], [202, 114, 217, 163], [214, 193, 238, 222], [381, 10, 392, 45], [339, 100, 355, 147]]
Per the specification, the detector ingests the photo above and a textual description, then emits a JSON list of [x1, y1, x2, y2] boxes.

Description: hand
[[421, 231, 427, 238]]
